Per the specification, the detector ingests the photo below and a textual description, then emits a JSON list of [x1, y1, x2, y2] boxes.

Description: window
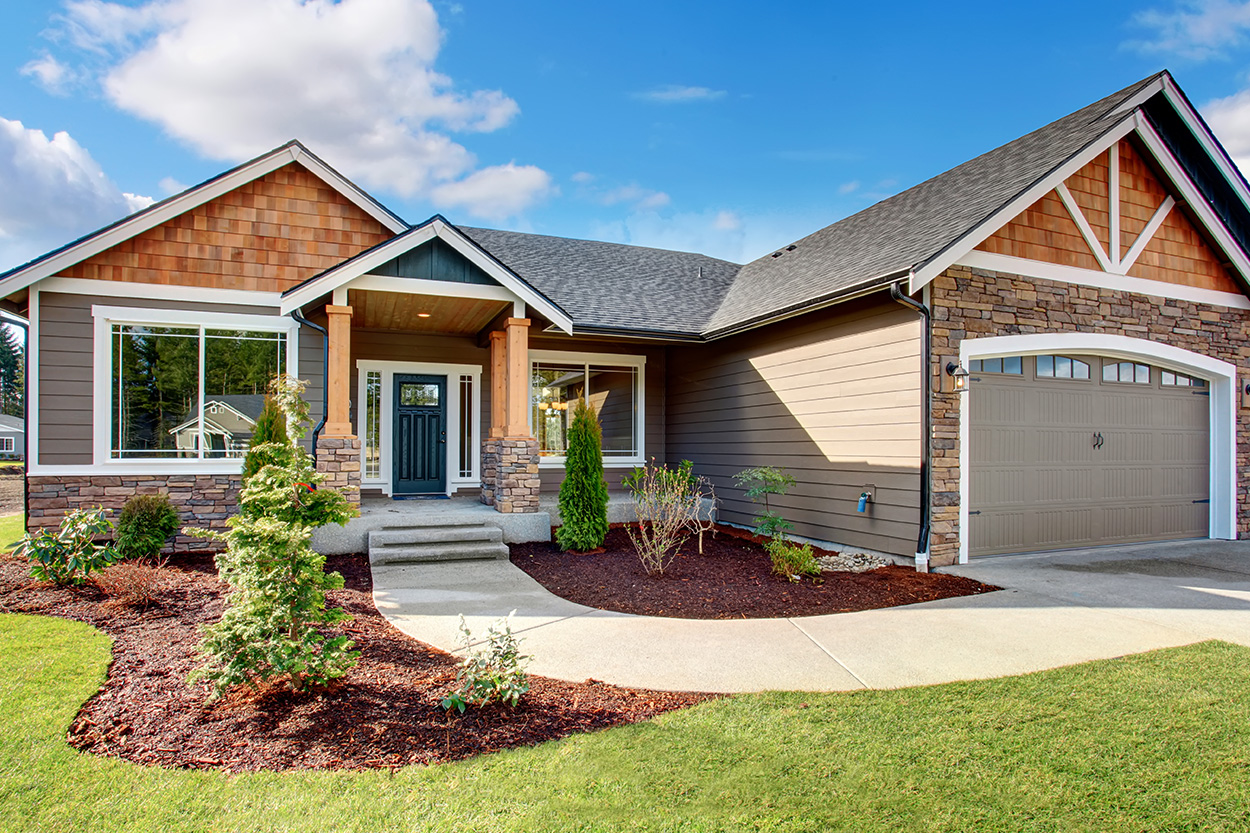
[[1036, 355, 1090, 379], [1103, 360, 1151, 384], [97, 308, 292, 463], [0, 437, 14, 453], [458, 375, 473, 478], [363, 370, 381, 479], [969, 357, 1022, 374], [1161, 370, 1206, 387], [530, 353, 643, 461]]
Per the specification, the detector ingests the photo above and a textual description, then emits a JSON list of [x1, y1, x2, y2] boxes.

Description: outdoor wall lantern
[[946, 361, 970, 393]]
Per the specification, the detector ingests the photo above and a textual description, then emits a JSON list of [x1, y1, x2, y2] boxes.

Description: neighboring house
[[3, 70, 1249, 567], [0, 415, 24, 460], [169, 395, 266, 458]]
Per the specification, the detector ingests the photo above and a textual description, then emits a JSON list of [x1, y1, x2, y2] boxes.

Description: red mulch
[[0, 553, 711, 772], [511, 526, 999, 619]]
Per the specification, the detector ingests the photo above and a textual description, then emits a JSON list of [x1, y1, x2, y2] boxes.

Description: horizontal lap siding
[[666, 296, 923, 556], [37, 292, 288, 465]]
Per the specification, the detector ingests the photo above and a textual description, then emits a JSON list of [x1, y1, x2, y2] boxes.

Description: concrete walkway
[[371, 539, 1250, 693]]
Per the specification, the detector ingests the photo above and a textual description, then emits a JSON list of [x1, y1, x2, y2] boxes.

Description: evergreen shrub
[[115, 494, 180, 560], [555, 398, 609, 552]]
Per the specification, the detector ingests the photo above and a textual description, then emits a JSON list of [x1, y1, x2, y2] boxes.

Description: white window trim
[[0, 437, 14, 453], [957, 333, 1237, 564], [356, 360, 482, 497], [528, 349, 646, 468], [91, 305, 299, 473]]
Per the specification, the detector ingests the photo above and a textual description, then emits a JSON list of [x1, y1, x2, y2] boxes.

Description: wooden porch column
[[504, 318, 531, 437], [324, 304, 354, 436], [489, 330, 506, 438]]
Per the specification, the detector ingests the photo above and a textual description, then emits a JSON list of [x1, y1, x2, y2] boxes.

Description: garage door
[[968, 354, 1209, 556]]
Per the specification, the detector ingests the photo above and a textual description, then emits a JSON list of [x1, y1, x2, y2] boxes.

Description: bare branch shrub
[[623, 460, 711, 575], [94, 558, 168, 609]]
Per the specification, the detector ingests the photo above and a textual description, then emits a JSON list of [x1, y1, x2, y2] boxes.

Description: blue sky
[[4, 0, 1250, 272]]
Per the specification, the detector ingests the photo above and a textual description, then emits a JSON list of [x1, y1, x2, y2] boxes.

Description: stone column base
[[481, 436, 540, 513], [316, 435, 361, 507]]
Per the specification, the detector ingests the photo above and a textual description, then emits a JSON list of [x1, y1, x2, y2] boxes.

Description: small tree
[[732, 466, 797, 540], [189, 375, 359, 698], [623, 459, 711, 575], [555, 398, 609, 552], [241, 396, 289, 482]]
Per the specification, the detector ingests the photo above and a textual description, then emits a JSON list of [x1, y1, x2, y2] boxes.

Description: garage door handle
[[1092, 432, 1104, 449]]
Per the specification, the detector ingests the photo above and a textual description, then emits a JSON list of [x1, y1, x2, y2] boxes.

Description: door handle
[[1092, 432, 1104, 449]]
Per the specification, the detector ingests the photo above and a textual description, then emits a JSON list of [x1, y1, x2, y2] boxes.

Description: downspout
[[890, 280, 932, 571], [290, 306, 328, 464]]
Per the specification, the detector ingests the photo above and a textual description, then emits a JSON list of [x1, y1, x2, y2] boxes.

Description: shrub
[[94, 559, 167, 609], [555, 398, 609, 552], [189, 375, 359, 698], [766, 538, 821, 582], [623, 459, 713, 575], [242, 396, 289, 483], [441, 611, 531, 713], [115, 494, 180, 561], [732, 466, 797, 540], [15, 507, 118, 586]]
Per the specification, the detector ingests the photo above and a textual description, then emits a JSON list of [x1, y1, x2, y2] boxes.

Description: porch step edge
[[369, 525, 503, 547], [368, 540, 510, 565]]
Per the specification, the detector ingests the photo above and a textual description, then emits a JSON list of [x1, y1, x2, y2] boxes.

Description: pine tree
[[0, 326, 24, 418], [241, 395, 289, 482], [555, 398, 609, 551]]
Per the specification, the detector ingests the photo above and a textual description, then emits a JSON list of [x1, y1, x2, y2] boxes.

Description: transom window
[[1161, 370, 1206, 387], [969, 357, 1022, 375], [110, 324, 287, 459], [530, 353, 643, 461], [1103, 360, 1151, 384], [1036, 355, 1090, 379]]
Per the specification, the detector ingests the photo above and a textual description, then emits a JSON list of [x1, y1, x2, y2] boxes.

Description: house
[[3, 69, 1248, 568], [0, 415, 24, 460], [169, 395, 266, 458]]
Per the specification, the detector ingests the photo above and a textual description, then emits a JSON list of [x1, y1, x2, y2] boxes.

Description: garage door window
[[1161, 370, 1206, 387], [1102, 361, 1151, 384], [969, 357, 1022, 374], [1036, 355, 1090, 379]]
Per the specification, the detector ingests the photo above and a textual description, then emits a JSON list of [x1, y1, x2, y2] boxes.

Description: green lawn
[[3, 615, 1250, 831], [0, 513, 23, 553]]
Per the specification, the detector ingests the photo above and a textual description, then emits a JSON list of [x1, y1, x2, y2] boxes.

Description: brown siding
[[666, 296, 923, 556], [37, 292, 304, 465], [58, 164, 393, 292]]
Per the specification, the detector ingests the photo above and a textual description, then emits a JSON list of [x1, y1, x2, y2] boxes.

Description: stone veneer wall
[[27, 474, 241, 552], [928, 264, 1250, 566], [480, 437, 540, 512], [316, 435, 361, 506]]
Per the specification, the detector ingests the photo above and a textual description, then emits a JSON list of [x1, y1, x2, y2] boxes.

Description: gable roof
[[0, 415, 24, 433], [0, 141, 408, 298]]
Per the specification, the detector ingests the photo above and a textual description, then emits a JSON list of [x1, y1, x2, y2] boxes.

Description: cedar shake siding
[[37, 292, 320, 465], [667, 295, 923, 556]]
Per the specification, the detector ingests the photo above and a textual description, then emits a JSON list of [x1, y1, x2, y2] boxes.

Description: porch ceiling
[[347, 289, 511, 334]]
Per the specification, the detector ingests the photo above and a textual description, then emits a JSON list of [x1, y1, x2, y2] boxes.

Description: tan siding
[[37, 292, 296, 465], [666, 296, 923, 556]]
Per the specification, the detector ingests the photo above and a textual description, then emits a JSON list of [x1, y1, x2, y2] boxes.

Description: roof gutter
[[289, 306, 327, 464], [889, 279, 932, 571]]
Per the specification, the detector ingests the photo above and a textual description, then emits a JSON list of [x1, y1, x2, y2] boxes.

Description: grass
[[2, 614, 1250, 832], [0, 513, 22, 553]]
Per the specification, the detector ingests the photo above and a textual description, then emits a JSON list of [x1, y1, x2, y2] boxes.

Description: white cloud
[[712, 210, 741, 231], [591, 208, 815, 264], [838, 181, 860, 195], [634, 85, 727, 103], [1126, 0, 1250, 60], [158, 176, 188, 195], [39, 0, 549, 218], [0, 118, 152, 271], [600, 184, 670, 210], [430, 163, 554, 222], [570, 171, 595, 184], [1203, 88, 1250, 171], [20, 54, 78, 95]]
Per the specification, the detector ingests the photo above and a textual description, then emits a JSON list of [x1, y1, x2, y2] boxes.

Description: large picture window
[[530, 353, 642, 461], [109, 322, 287, 459]]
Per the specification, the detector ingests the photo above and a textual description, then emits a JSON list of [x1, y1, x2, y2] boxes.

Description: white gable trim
[[910, 117, 1138, 293], [279, 218, 574, 333], [0, 143, 407, 299]]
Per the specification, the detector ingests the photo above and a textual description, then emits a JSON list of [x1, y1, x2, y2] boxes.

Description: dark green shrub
[[555, 398, 609, 552], [15, 507, 118, 585], [116, 494, 180, 561], [241, 395, 289, 482]]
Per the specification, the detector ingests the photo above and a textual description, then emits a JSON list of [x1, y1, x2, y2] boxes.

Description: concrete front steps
[[368, 518, 510, 566]]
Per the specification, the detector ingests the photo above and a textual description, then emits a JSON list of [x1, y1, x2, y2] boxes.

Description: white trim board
[[956, 333, 1237, 564], [38, 277, 282, 309], [356, 360, 483, 497], [0, 142, 406, 299], [956, 251, 1250, 310]]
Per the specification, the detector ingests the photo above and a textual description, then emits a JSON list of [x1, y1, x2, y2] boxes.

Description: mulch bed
[[0, 553, 711, 772], [511, 526, 999, 619]]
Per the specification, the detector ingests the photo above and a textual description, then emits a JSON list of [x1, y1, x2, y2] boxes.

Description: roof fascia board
[[1159, 77, 1250, 214], [702, 274, 903, 341], [1134, 113, 1250, 289], [288, 146, 407, 234], [910, 116, 1138, 293], [1108, 76, 1166, 117]]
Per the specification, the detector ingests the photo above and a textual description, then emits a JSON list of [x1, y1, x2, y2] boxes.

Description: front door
[[393, 374, 447, 494]]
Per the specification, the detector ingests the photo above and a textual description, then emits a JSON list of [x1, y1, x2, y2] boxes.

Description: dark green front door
[[393, 374, 446, 494]]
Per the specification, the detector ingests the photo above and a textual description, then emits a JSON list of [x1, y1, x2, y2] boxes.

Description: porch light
[[946, 361, 970, 393], [417, 312, 431, 318]]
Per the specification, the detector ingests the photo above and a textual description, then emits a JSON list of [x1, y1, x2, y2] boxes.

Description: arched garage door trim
[[957, 333, 1236, 563]]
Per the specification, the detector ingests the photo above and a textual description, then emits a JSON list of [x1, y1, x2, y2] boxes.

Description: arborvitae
[[555, 398, 609, 551], [241, 396, 289, 482]]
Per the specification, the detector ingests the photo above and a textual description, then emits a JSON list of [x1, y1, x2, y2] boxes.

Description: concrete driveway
[[371, 539, 1250, 693]]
